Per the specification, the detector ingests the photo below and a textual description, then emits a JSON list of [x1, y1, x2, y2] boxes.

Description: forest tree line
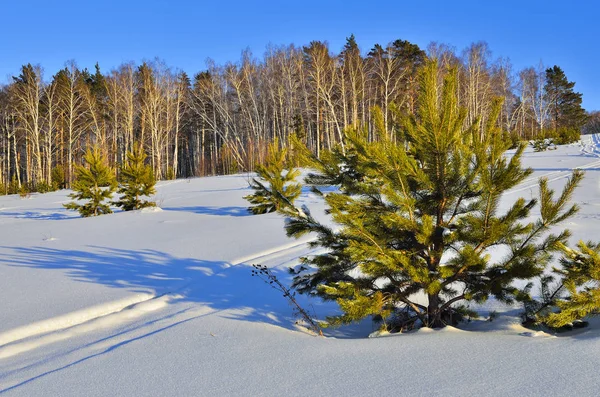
[[0, 36, 591, 193]]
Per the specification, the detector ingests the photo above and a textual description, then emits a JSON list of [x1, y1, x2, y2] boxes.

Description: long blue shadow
[[0, 245, 323, 331], [161, 206, 251, 217], [0, 210, 73, 221]]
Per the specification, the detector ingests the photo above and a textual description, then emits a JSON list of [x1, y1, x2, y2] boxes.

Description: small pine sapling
[[64, 146, 116, 217], [524, 241, 600, 330], [244, 139, 302, 215], [8, 177, 19, 195], [18, 183, 30, 199], [114, 144, 156, 211], [531, 138, 555, 152], [51, 165, 67, 190]]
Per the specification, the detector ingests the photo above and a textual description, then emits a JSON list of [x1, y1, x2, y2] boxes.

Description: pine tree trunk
[[427, 294, 443, 328]]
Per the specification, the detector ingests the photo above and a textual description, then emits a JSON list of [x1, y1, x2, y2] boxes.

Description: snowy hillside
[[2, 136, 600, 396]]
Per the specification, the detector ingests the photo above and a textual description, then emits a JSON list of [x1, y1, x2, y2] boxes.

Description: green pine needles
[[524, 241, 600, 329], [247, 60, 586, 330], [64, 146, 117, 217], [114, 144, 156, 211], [244, 139, 302, 215]]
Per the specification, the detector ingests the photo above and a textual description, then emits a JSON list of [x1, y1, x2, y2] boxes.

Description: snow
[[2, 137, 600, 395]]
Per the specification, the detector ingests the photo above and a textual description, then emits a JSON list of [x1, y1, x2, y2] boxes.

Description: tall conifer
[[545, 65, 588, 131]]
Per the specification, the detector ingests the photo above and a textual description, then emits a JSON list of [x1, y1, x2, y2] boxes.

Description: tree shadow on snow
[[0, 245, 351, 336], [161, 206, 251, 217], [0, 210, 73, 221], [186, 187, 250, 194], [553, 316, 600, 340]]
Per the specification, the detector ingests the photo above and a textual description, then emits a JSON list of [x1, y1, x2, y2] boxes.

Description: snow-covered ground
[[2, 136, 600, 396]]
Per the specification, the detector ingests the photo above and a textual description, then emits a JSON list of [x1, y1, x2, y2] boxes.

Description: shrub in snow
[[64, 146, 116, 217], [531, 138, 556, 152], [51, 165, 67, 190], [244, 139, 301, 215], [114, 143, 156, 211], [553, 127, 580, 145], [246, 60, 586, 330], [18, 183, 30, 199], [524, 241, 600, 330]]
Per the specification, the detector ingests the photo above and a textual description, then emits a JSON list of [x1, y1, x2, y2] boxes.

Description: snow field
[[1, 136, 600, 395]]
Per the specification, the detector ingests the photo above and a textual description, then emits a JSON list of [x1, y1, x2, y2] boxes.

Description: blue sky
[[1, 0, 597, 109]]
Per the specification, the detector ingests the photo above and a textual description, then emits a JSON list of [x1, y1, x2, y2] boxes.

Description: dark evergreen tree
[[341, 34, 359, 59], [64, 146, 116, 217], [367, 43, 385, 59], [12, 63, 37, 86], [390, 39, 427, 72], [545, 65, 588, 132], [114, 144, 156, 211], [88, 63, 108, 98], [249, 60, 583, 329]]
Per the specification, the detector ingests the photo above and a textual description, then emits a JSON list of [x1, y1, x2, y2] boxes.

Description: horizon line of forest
[[0, 35, 595, 194]]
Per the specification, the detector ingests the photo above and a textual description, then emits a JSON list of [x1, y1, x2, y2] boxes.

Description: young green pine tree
[[114, 144, 156, 211], [64, 146, 116, 217], [252, 60, 583, 330], [244, 139, 302, 215], [524, 241, 600, 329]]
